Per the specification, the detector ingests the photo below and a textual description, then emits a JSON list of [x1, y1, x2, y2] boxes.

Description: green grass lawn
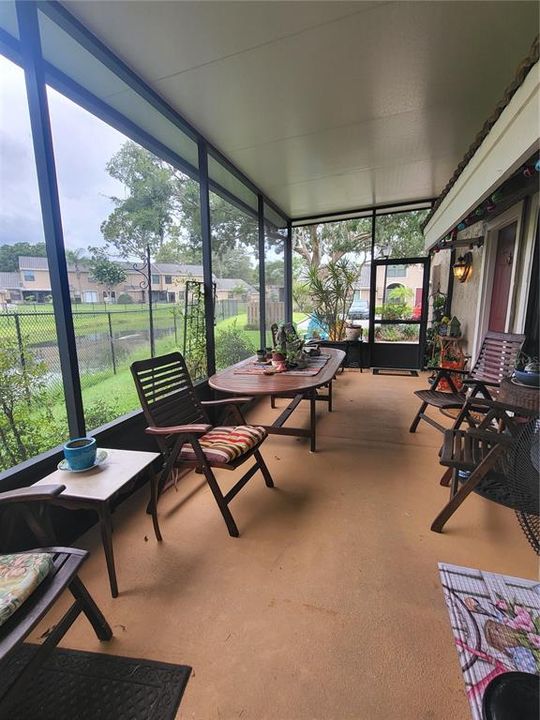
[[27, 311, 311, 436]]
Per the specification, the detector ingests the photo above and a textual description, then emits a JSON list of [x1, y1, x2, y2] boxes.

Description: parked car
[[348, 298, 369, 320]]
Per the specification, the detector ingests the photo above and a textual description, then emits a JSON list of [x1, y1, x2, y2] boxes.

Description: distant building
[[1, 256, 207, 304], [215, 278, 257, 301], [352, 262, 424, 307]]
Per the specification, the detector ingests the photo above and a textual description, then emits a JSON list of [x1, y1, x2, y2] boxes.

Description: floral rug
[[439, 562, 540, 719]]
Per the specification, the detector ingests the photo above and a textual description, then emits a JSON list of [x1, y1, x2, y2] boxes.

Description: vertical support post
[[367, 209, 377, 368], [107, 311, 117, 374], [16, 1, 85, 437], [258, 194, 266, 351], [146, 244, 155, 357], [284, 220, 293, 323], [446, 249, 456, 317], [198, 139, 216, 377], [418, 255, 431, 369]]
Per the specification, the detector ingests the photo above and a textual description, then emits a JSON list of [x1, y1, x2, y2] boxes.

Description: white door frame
[[472, 201, 524, 359]]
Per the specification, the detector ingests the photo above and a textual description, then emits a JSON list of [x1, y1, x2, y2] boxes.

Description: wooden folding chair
[[131, 352, 275, 538], [410, 331, 524, 434], [0, 485, 112, 711], [431, 398, 538, 533]]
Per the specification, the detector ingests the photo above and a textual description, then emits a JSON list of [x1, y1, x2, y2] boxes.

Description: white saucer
[[58, 449, 108, 472]]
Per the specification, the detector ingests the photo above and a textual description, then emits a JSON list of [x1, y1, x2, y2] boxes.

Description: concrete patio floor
[[33, 370, 538, 719]]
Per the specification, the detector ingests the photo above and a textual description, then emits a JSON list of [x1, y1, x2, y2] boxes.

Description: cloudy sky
[[0, 53, 125, 252]]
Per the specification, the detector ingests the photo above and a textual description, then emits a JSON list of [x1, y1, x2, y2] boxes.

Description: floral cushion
[[180, 425, 267, 465], [0, 553, 53, 627]]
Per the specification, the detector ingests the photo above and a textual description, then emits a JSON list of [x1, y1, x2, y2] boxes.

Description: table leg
[[98, 503, 118, 598], [310, 392, 317, 452], [149, 468, 163, 542], [328, 380, 333, 412]]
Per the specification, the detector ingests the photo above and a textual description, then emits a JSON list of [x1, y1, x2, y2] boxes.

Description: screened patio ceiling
[[62, 0, 538, 219]]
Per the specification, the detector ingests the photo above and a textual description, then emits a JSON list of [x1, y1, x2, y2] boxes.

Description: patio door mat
[[372, 368, 418, 377], [0, 644, 191, 720], [439, 562, 540, 720]]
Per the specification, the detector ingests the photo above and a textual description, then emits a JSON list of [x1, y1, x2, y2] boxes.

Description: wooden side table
[[33, 448, 160, 598]]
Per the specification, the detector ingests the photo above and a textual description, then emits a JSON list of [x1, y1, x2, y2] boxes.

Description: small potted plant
[[514, 353, 540, 387]]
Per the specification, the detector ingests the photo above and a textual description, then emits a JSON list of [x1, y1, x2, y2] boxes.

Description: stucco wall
[[449, 244, 484, 356]]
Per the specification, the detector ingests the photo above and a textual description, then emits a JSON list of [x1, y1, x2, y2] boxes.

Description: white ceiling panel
[[62, 1, 539, 219]]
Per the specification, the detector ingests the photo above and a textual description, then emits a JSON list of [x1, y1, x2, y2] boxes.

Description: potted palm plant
[[304, 259, 360, 363]]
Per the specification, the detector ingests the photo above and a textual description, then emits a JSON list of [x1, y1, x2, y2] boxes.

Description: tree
[[265, 259, 285, 286], [375, 211, 428, 259], [0, 242, 47, 272], [65, 247, 88, 301], [212, 246, 257, 284], [88, 248, 126, 297], [101, 142, 177, 261], [293, 218, 372, 273], [292, 210, 428, 276]]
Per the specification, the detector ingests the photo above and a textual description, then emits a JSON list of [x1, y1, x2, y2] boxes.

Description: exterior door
[[368, 257, 430, 369], [488, 222, 516, 332]]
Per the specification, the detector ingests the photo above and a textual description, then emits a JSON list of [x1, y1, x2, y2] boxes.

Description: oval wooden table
[[208, 348, 346, 452]]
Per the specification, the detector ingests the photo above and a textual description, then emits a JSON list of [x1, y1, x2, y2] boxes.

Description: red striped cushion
[[180, 425, 267, 465]]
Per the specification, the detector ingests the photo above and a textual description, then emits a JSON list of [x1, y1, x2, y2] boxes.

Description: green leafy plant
[[424, 292, 447, 368], [0, 340, 63, 469], [117, 293, 134, 304], [84, 397, 121, 431], [306, 259, 358, 341], [215, 321, 256, 369]]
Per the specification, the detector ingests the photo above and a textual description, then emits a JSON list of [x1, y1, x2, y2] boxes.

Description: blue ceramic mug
[[63, 437, 97, 470]]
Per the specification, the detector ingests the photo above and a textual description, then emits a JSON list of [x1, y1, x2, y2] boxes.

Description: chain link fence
[[0, 298, 245, 397]]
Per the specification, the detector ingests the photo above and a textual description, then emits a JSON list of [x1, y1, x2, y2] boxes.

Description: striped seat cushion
[[180, 425, 267, 465]]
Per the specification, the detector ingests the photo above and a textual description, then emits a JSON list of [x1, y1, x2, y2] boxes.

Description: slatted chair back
[[469, 331, 525, 385], [131, 352, 208, 451]]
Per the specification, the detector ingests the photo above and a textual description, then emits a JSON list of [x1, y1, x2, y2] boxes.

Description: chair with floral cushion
[[131, 352, 275, 538], [0, 484, 112, 710]]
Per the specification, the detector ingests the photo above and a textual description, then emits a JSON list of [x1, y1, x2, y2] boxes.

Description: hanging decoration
[[431, 152, 540, 254]]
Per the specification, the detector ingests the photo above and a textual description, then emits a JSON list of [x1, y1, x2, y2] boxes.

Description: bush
[[84, 397, 121, 430], [375, 324, 419, 342], [215, 321, 256, 368], [117, 293, 134, 304]]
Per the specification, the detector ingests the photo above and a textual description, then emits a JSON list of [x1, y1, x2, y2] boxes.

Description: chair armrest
[[0, 484, 65, 508], [201, 397, 253, 406], [467, 428, 514, 446], [431, 367, 469, 375], [462, 378, 500, 388], [145, 424, 212, 436]]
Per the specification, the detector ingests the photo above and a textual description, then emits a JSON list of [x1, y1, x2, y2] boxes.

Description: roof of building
[[0, 272, 21, 289], [152, 263, 204, 276], [18, 256, 205, 278], [215, 278, 256, 292], [18, 256, 49, 270]]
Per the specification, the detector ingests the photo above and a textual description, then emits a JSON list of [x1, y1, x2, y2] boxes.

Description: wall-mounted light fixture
[[452, 252, 473, 283]]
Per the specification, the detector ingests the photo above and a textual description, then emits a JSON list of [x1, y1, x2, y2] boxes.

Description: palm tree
[[65, 248, 87, 303]]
